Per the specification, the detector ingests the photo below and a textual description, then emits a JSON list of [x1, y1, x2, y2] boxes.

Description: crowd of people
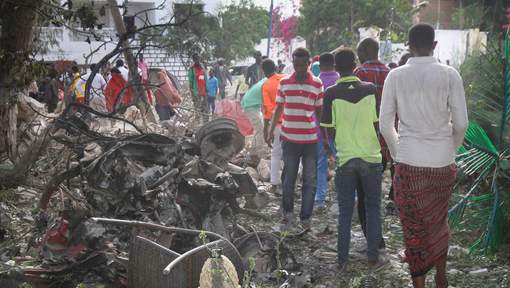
[[31, 54, 182, 121], [202, 23, 467, 288], [32, 22, 469, 287]]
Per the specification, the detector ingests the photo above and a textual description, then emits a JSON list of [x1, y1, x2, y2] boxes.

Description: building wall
[[417, 0, 460, 29], [37, 0, 224, 84], [134, 40, 190, 83]]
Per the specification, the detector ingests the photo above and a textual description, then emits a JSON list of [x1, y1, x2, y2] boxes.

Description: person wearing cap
[[380, 23, 468, 288]]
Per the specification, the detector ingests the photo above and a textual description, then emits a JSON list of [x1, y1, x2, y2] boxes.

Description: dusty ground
[[239, 170, 510, 288], [1, 163, 509, 288]]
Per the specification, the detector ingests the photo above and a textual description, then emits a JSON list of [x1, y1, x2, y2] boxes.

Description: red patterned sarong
[[394, 163, 456, 277]]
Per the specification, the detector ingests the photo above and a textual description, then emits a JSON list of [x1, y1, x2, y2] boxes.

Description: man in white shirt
[[82, 63, 107, 112], [379, 23, 468, 288], [115, 59, 129, 81]]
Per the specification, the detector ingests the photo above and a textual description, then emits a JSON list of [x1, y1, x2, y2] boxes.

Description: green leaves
[[451, 35, 510, 254], [157, 0, 268, 64], [298, 0, 413, 54]]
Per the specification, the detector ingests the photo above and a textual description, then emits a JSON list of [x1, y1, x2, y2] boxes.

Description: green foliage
[[153, 0, 268, 64], [298, 0, 413, 54], [451, 2, 487, 29], [450, 35, 510, 254], [450, 0, 507, 31], [210, 0, 268, 63], [0, 49, 47, 99]]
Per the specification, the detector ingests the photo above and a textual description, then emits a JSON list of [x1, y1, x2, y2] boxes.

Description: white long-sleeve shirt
[[379, 56, 468, 168]]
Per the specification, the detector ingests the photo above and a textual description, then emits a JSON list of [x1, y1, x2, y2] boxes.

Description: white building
[[36, 0, 223, 80]]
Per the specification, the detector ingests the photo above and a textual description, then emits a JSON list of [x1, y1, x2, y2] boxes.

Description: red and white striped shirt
[[276, 71, 324, 144]]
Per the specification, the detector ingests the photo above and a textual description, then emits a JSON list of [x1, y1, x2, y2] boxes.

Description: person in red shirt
[[267, 48, 324, 232], [188, 53, 209, 123], [105, 67, 133, 112]]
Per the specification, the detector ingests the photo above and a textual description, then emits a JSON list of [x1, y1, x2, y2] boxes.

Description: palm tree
[[449, 31, 510, 254]]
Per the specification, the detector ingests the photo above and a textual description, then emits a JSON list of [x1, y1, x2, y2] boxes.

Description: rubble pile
[[2, 95, 508, 288], [0, 102, 294, 288]]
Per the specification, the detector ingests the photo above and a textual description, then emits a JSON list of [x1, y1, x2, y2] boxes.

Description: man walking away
[[355, 37, 391, 247], [214, 58, 232, 99], [241, 77, 266, 160], [320, 48, 387, 273], [267, 48, 323, 232], [246, 51, 263, 87], [315, 52, 339, 210], [188, 53, 209, 123], [207, 70, 219, 114], [380, 23, 468, 288], [261, 59, 285, 195]]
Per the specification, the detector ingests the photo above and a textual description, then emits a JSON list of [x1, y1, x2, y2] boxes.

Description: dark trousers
[[336, 159, 383, 263], [357, 158, 388, 249], [219, 85, 226, 99], [281, 140, 318, 221], [207, 96, 216, 113]]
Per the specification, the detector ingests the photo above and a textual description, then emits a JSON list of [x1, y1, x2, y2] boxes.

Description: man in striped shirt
[[266, 48, 324, 231]]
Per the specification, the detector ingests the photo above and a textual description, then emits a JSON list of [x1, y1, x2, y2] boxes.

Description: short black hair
[[358, 38, 379, 56], [335, 48, 357, 73], [292, 47, 311, 60], [408, 23, 435, 49], [262, 59, 276, 75], [71, 65, 79, 73], [115, 59, 124, 67], [319, 53, 335, 67]]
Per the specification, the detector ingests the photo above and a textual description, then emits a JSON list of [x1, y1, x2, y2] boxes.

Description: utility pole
[[436, 0, 441, 29], [266, 0, 274, 57]]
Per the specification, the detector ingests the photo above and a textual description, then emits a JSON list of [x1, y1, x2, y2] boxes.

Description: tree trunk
[[107, 0, 157, 125], [0, 100, 17, 160], [0, 0, 42, 160]]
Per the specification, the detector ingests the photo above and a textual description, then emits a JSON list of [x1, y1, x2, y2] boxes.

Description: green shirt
[[311, 61, 320, 77], [241, 78, 265, 110], [320, 76, 381, 167], [188, 64, 209, 96]]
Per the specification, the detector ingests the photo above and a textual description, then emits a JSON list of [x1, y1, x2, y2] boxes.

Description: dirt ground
[[239, 170, 510, 288]]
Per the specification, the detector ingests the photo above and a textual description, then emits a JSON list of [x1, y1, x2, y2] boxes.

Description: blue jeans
[[335, 158, 382, 264], [315, 139, 336, 207], [281, 140, 318, 221]]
